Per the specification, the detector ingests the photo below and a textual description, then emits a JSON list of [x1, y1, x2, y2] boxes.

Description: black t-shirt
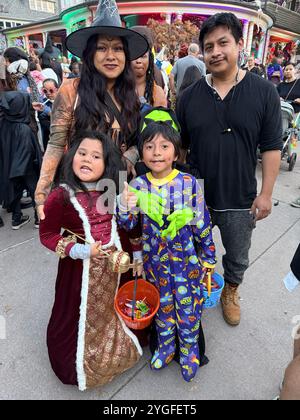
[[177, 72, 282, 210], [277, 80, 300, 113]]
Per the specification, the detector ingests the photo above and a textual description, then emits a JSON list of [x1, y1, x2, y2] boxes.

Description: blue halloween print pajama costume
[[117, 170, 216, 382]]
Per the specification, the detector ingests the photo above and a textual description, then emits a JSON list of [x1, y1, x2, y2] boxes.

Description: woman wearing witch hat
[[35, 0, 148, 215], [35, 0, 149, 390]]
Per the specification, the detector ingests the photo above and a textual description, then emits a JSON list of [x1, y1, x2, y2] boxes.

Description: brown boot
[[221, 283, 241, 326]]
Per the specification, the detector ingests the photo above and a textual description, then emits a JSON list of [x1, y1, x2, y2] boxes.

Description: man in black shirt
[[177, 13, 282, 326]]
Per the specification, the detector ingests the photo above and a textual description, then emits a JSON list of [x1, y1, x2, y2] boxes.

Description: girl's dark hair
[[179, 65, 203, 94], [138, 122, 182, 159], [144, 51, 155, 106], [74, 35, 140, 149], [199, 13, 243, 52], [59, 130, 125, 195]]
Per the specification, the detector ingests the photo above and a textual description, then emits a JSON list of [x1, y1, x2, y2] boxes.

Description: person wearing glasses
[[33, 79, 59, 151]]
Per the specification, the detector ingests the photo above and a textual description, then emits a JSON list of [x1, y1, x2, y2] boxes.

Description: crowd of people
[[0, 0, 299, 399]]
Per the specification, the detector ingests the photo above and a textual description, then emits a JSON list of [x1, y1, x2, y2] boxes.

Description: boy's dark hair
[[199, 13, 243, 52], [59, 130, 125, 195], [285, 62, 296, 68], [138, 122, 182, 159], [43, 78, 59, 89]]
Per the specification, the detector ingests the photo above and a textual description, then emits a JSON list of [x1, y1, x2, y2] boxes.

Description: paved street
[[0, 150, 300, 400]]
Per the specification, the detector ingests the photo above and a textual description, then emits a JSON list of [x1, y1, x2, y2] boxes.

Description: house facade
[[0, 0, 58, 51]]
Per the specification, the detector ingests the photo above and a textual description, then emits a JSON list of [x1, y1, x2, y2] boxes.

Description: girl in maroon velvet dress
[[39, 131, 143, 390]]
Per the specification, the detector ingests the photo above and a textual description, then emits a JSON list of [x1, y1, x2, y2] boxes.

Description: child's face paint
[[142, 134, 177, 179], [73, 138, 105, 183]]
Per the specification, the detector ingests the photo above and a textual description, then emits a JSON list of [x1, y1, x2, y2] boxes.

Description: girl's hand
[[90, 241, 103, 257], [121, 182, 138, 210]]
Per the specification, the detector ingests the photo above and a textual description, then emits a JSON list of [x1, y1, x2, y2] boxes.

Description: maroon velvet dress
[[40, 186, 142, 390]]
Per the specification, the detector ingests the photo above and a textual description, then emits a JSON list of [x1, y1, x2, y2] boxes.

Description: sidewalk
[[0, 155, 300, 400]]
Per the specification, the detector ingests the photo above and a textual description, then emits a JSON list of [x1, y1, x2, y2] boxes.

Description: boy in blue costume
[[117, 109, 216, 382]]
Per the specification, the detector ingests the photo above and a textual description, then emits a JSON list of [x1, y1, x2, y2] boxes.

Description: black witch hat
[[65, 0, 149, 60], [37, 34, 61, 59]]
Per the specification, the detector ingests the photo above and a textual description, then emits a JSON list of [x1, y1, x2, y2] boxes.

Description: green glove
[[161, 208, 195, 240], [129, 186, 166, 227]]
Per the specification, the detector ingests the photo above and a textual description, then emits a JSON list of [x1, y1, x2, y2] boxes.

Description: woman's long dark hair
[[144, 51, 155, 106], [59, 130, 125, 196], [74, 35, 140, 148]]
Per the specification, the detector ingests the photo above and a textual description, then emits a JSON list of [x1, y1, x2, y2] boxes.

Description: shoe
[[290, 198, 300, 208], [221, 283, 241, 326], [34, 219, 40, 229], [12, 215, 30, 230], [0, 217, 4, 228]]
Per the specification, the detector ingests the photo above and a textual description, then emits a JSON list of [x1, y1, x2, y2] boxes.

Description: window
[[0, 21, 4, 29], [47, 2, 55, 13], [5, 22, 12, 28], [29, 0, 55, 13], [16, 23, 22, 27]]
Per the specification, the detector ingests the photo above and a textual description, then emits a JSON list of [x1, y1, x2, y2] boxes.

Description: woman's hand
[[121, 182, 138, 210], [37, 205, 45, 221], [125, 158, 137, 178]]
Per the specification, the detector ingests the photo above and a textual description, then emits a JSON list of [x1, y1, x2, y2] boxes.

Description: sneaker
[[290, 198, 300, 208], [34, 219, 40, 229], [12, 215, 31, 230]]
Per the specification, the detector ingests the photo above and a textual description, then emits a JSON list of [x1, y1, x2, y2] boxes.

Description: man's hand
[[128, 185, 166, 227], [250, 194, 272, 221], [161, 208, 194, 240]]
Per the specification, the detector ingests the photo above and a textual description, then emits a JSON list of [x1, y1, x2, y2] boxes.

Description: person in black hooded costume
[[0, 82, 42, 229]]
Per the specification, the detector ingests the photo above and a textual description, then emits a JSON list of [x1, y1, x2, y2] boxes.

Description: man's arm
[[251, 150, 281, 221]]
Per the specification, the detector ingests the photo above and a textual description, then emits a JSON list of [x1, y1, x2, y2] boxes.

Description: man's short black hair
[[199, 13, 243, 52]]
